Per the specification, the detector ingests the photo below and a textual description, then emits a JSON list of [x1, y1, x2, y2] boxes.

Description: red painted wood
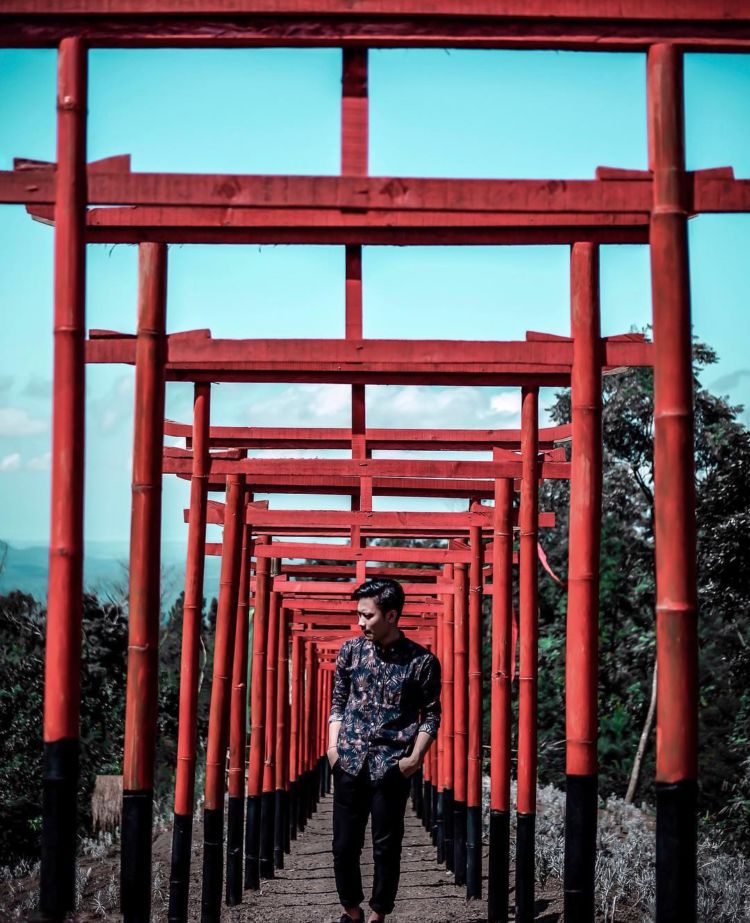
[[566, 243, 602, 778], [3, 1, 750, 51], [648, 45, 698, 786], [165, 420, 572, 450], [44, 36, 87, 746], [517, 388, 539, 817], [204, 475, 246, 811], [123, 243, 167, 794], [491, 476, 514, 812], [173, 383, 211, 816]]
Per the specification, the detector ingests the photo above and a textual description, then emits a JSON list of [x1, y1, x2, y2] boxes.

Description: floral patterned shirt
[[328, 631, 442, 781]]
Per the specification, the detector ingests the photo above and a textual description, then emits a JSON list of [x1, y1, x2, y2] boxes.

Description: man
[[328, 578, 442, 923]]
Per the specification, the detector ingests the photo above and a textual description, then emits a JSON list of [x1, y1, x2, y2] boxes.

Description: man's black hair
[[352, 578, 405, 619]]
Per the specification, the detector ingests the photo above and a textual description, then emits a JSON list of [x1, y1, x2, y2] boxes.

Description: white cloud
[[27, 451, 51, 471], [245, 383, 350, 426], [88, 374, 135, 435], [0, 406, 48, 436], [0, 452, 22, 471]]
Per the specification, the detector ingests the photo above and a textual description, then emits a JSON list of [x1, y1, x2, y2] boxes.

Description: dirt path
[[180, 794, 563, 923], [3, 790, 566, 922]]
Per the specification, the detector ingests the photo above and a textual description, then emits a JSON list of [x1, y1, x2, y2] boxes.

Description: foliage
[[0, 588, 216, 868], [534, 340, 750, 850]]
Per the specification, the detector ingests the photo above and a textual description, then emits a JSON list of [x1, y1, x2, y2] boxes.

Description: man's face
[[357, 596, 397, 644]]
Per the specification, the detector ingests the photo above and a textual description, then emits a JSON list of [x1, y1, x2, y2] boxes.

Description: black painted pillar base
[[423, 781, 432, 832], [200, 807, 224, 923], [443, 788, 454, 873], [466, 805, 482, 899], [564, 773, 597, 923], [326, 758, 332, 794], [297, 774, 307, 832], [435, 791, 445, 864], [431, 784, 438, 845], [122, 789, 154, 923], [283, 788, 291, 854], [37, 739, 79, 921], [487, 810, 510, 923], [515, 812, 535, 923], [244, 795, 260, 891], [274, 789, 285, 869], [289, 782, 298, 842], [319, 758, 326, 797], [226, 795, 244, 906], [260, 790, 275, 879], [656, 780, 697, 923], [168, 812, 193, 923], [413, 769, 424, 818], [453, 800, 467, 887]]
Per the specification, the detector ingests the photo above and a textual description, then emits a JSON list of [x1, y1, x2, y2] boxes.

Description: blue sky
[[0, 48, 748, 549]]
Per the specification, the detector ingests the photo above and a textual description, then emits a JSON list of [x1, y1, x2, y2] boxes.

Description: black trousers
[[332, 761, 412, 915]]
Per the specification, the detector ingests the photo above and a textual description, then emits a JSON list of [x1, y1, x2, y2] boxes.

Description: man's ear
[[386, 608, 398, 624]]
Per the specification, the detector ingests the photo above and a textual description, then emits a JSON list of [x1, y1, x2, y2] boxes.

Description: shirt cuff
[[329, 712, 344, 724], [418, 719, 439, 738]]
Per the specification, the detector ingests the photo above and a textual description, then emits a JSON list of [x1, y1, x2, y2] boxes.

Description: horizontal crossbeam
[[165, 420, 572, 451], [87, 332, 652, 385], [2, 2, 750, 50]]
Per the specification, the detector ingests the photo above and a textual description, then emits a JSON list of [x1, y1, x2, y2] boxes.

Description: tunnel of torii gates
[[4, 6, 750, 923]]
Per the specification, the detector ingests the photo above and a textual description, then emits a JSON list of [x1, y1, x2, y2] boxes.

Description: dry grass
[[482, 776, 750, 922], [92, 774, 123, 833]]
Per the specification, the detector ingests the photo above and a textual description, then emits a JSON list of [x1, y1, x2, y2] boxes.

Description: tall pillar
[[260, 590, 280, 879], [488, 476, 514, 923], [441, 564, 455, 873], [516, 387, 539, 923], [200, 475, 246, 923], [288, 630, 302, 842], [168, 383, 211, 923], [452, 561, 468, 885], [244, 537, 271, 889], [39, 37, 87, 922], [647, 43, 698, 923], [121, 242, 168, 923], [435, 600, 445, 863], [564, 243, 602, 920], [226, 522, 252, 906], [274, 607, 289, 869], [466, 524, 484, 898]]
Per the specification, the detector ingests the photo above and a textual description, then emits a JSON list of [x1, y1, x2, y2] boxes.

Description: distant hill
[[0, 541, 221, 606]]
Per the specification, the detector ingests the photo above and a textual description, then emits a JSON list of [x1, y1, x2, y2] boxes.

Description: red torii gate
[[0, 7, 734, 922]]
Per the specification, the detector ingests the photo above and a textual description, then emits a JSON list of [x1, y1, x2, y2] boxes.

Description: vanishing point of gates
[[2, 4, 749, 922]]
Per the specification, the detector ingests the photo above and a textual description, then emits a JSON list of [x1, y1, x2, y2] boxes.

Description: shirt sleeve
[[417, 653, 442, 738], [328, 639, 352, 724]]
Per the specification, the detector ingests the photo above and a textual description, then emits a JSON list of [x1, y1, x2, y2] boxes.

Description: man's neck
[[377, 627, 402, 649]]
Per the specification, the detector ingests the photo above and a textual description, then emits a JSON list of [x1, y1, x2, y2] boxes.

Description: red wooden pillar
[[488, 476, 514, 923], [453, 561, 469, 885], [342, 48, 369, 578], [467, 523, 484, 897], [441, 564, 455, 872], [121, 242, 168, 923], [168, 383, 210, 923], [200, 474, 246, 923], [647, 44, 698, 923], [305, 645, 318, 819], [564, 243, 603, 920], [435, 600, 445, 862], [274, 606, 289, 868], [516, 387, 539, 923], [245, 536, 271, 889], [289, 630, 302, 839], [260, 589, 280, 879], [39, 37, 87, 922], [226, 521, 252, 906]]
